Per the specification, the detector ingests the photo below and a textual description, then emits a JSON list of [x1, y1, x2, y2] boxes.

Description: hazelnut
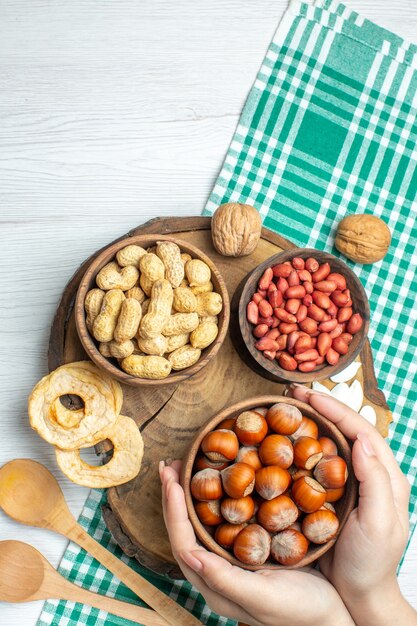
[[221, 462, 255, 499], [302, 510, 339, 544], [270, 528, 309, 566], [313, 456, 348, 489], [211, 202, 262, 257], [233, 524, 271, 565], [335, 214, 391, 264]]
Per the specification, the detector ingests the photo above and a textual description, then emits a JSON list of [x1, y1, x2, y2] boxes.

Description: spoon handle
[[66, 522, 201, 626], [54, 580, 171, 626]]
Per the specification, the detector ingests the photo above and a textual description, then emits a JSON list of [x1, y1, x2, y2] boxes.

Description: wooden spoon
[[0, 540, 170, 625], [0, 459, 201, 626]]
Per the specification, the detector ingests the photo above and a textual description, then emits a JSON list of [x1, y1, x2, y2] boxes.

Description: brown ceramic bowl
[[75, 234, 230, 386], [181, 395, 358, 570], [236, 248, 370, 383]]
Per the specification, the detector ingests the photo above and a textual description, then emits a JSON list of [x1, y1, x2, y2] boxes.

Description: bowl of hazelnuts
[[181, 396, 358, 570]]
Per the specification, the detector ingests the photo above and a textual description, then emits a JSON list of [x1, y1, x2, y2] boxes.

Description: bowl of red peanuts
[[237, 248, 370, 383], [181, 396, 358, 570]]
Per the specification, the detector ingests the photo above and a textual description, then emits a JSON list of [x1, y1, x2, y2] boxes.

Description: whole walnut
[[335, 214, 391, 264], [211, 202, 262, 257]]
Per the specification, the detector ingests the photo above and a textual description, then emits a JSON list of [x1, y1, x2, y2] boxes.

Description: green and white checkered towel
[[39, 1, 417, 624]]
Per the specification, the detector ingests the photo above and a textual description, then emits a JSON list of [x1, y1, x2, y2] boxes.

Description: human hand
[[160, 460, 354, 626], [288, 384, 415, 626]]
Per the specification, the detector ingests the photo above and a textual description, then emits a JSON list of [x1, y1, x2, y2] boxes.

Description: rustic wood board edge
[[48, 215, 392, 578]]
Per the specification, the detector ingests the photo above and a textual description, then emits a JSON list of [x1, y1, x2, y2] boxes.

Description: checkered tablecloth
[[39, 1, 417, 624]]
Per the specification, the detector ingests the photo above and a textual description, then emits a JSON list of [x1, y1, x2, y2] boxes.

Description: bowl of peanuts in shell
[[181, 395, 358, 570], [237, 248, 370, 384], [75, 235, 230, 386]]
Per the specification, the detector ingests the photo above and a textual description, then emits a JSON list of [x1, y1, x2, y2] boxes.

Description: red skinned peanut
[[305, 258, 319, 273], [287, 331, 301, 354], [314, 280, 337, 293], [259, 299, 273, 318], [326, 302, 338, 317], [265, 328, 280, 340], [296, 304, 308, 322], [253, 324, 269, 338], [258, 316, 274, 327], [344, 290, 353, 307], [255, 337, 279, 351], [287, 270, 300, 287], [347, 313, 363, 334], [303, 281, 314, 294], [312, 262, 331, 282], [330, 290, 350, 307], [298, 361, 317, 372], [315, 355, 325, 365], [259, 267, 273, 290], [247, 301, 259, 325], [276, 334, 288, 350], [285, 285, 306, 299], [308, 303, 326, 322], [274, 308, 297, 323], [332, 337, 349, 355], [329, 323, 345, 339], [292, 257, 305, 270], [298, 269, 312, 282], [337, 306, 353, 323], [278, 352, 298, 371], [277, 277, 290, 294], [327, 273, 346, 290], [295, 349, 319, 363], [317, 332, 332, 356], [298, 317, 318, 335], [286, 298, 301, 314], [263, 350, 276, 360], [272, 263, 292, 278], [279, 322, 299, 334], [302, 294, 313, 307], [326, 348, 340, 365], [340, 332, 353, 345], [268, 286, 283, 308], [253, 293, 263, 305], [312, 291, 331, 309], [294, 336, 312, 353]]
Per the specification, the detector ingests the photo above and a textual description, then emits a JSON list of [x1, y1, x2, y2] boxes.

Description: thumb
[[183, 549, 267, 615], [353, 433, 395, 529]]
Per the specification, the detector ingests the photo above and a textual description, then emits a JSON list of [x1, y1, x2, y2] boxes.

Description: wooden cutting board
[[49, 216, 392, 579]]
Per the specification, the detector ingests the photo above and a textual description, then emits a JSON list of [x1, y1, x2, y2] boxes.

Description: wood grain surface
[[1, 0, 416, 622], [50, 216, 391, 577]]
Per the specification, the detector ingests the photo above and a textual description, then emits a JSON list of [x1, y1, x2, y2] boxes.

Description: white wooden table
[[1, 1, 416, 623]]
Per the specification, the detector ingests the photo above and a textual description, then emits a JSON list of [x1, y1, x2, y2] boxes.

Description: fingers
[[352, 435, 396, 531], [160, 463, 256, 623], [161, 466, 200, 554], [290, 386, 405, 478], [289, 386, 410, 529], [184, 549, 268, 620], [289, 385, 380, 441], [179, 551, 258, 624]]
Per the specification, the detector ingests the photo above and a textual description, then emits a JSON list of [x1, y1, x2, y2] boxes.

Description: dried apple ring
[[55, 414, 143, 487], [52, 401, 85, 429], [28, 362, 120, 450], [45, 361, 123, 431], [65, 361, 123, 414]]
